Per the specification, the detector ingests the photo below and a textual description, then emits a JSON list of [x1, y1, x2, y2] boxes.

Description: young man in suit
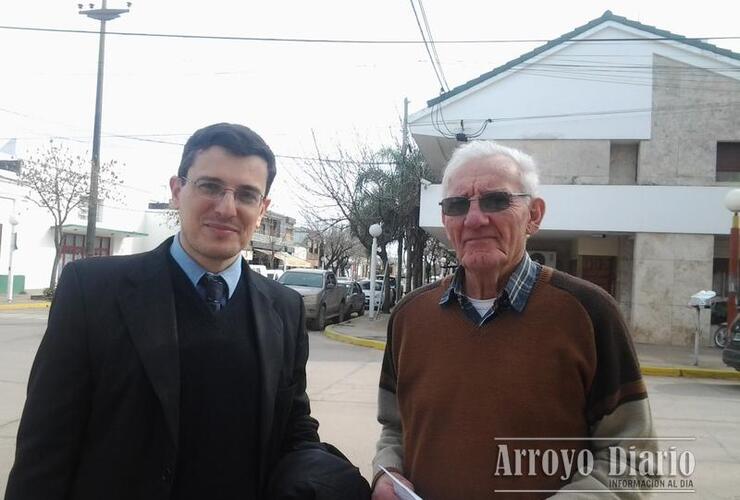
[[6, 123, 368, 499]]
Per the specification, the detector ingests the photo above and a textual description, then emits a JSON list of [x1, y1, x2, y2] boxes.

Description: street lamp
[[79, 1, 130, 258], [6, 214, 19, 303], [724, 189, 740, 327], [368, 223, 382, 319]]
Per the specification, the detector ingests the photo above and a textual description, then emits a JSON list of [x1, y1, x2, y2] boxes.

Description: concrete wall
[[498, 140, 610, 185], [616, 236, 635, 321], [609, 143, 638, 185], [639, 55, 740, 186], [631, 233, 713, 346]]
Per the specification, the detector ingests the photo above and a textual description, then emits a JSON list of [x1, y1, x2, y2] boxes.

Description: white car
[[359, 280, 383, 310]]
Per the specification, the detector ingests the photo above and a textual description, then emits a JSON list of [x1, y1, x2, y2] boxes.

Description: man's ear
[[169, 176, 183, 209], [527, 197, 546, 236], [256, 197, 271, 229]]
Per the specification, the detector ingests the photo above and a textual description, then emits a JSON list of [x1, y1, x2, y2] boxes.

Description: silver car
[[278, 269, 346, 330]]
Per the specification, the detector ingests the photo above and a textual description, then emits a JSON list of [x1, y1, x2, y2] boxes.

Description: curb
[[324, 325, 386, 351], [643, 366, 740, 381], [324, 328, 740, 380], [0, 302, 51, 311]]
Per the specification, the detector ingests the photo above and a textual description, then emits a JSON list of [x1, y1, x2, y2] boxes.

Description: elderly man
[[372, 141, 655, 499]]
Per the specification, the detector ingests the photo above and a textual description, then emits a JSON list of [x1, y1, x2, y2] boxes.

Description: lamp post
[[368, 223, 382, 319], [6, 214, 19, 303], [79, 1, 130, 258], [724, 189, 740, 328]]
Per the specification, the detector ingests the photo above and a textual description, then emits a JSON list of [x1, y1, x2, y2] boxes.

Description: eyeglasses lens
[[442, 198, 469, 216], [193, 180, 261, 206], [479, 192, 511, 212], [442, 192, 513, 215]]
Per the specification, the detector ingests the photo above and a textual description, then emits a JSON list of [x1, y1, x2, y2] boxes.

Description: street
[[1, 309, 739, 498]]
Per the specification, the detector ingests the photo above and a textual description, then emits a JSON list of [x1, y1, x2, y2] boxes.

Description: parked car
[[265, 269, 284, 281], [278, 269, 346, 330], [250, 264, 268, 277], [722, 319, 740, 371], [338, 279, 365, 318], [360, 279, 383, 310]]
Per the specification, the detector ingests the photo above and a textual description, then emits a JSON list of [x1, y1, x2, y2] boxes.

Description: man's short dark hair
[[178, 122, 277, 196]]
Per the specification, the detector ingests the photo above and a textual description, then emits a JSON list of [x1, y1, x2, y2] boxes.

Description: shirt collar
[[439, 252, 541, 321], [169, 233, 242, 299]]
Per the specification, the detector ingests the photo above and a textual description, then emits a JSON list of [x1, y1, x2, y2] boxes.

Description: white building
[[409, 11, 740, 346], [0, 157, 174, 293]]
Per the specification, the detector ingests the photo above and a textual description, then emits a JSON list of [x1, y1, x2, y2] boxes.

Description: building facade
[[409, 11, 740, 346]]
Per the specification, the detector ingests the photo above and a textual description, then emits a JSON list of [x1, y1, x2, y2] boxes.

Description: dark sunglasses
[[439, 191, 530, 216]]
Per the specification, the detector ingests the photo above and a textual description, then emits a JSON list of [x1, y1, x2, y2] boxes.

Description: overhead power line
[[408, 0, 448, 92], [1, 24, 739, 44]]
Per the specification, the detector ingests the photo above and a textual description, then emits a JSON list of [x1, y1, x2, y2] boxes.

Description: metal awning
[[274, 252, 313, 268], [60, 224, 148, 238], [253, 249, 312, 268]]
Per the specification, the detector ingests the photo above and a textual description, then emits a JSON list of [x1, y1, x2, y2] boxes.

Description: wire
[[408, 0, 448, 93], [417, 0, 449, 91], [412, 100, 740, 127], [1, 24, 739, 45]]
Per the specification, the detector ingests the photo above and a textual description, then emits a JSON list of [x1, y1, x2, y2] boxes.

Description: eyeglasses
[[439, 191, 530, 216], [180, 177, 264, 207]]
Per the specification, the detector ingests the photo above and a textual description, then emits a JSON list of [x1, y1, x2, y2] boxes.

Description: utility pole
[[401, 97, 409, 155], [79, 1, 130, 257], [402, 97, 418, 295], [397, 97, 410, 299]]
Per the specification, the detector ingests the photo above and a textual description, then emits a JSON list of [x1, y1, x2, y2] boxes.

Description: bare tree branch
[[21, 141, 123, 289]]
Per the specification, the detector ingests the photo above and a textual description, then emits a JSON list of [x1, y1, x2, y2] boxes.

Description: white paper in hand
[[378, 465, 423, 500]]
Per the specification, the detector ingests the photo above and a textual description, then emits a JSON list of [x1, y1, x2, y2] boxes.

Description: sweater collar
[[439, 253, 541, 325]]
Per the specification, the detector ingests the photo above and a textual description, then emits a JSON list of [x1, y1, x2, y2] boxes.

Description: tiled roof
[[426, 10, 740, 108]]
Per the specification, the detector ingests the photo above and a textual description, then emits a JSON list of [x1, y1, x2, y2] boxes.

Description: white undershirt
[[466, 296, 496, 317]]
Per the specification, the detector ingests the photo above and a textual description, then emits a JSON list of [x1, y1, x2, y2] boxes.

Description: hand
[[371, 471, 415, 500]]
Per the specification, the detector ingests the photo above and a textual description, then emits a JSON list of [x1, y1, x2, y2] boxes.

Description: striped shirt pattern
[[438, 252, 541, 327]]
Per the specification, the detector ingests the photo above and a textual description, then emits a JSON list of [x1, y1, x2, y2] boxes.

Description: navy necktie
[[199, 274, 228, 312]]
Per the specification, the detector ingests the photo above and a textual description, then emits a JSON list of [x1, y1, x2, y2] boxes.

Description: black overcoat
[[5, 237, 320, 499]]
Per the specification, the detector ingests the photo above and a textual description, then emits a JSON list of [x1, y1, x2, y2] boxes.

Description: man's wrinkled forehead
[[445, 155, 523, 194]]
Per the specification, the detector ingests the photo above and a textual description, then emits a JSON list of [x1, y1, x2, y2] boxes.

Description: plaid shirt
[[439, 252, 541, 327]]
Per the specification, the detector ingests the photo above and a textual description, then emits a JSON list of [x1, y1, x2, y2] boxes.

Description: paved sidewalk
[[0, 291, 50, 311], [326, 313, 740, 380]]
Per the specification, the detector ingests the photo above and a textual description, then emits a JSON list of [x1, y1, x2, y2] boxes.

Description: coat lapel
[[246, 267, 285, 463], [118, 239, 181, 445]]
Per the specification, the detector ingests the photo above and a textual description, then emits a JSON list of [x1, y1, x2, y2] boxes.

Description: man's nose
[[214, 190, 238, 216], [463, 199, 490, 228]]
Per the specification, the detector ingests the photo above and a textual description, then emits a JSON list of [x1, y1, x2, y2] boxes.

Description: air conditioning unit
[[529, 250, 557, 268]]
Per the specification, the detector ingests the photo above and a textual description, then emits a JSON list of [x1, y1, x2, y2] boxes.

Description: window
[[269, 219, 280, 237], [717, 142, 740, 182], [58, 233, 111, 279]]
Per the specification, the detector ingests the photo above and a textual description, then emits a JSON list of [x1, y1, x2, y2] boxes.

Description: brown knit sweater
[[374, 267, 653, 500]]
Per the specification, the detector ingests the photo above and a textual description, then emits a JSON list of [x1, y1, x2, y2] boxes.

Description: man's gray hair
[[441, 141, 540, 196]]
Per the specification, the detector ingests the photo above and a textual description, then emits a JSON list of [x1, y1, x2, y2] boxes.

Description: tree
[[301, 214, 364, 275], [21, 141, 122, 289], [423, 236, 457, 283], [296, 130, 435, 311]]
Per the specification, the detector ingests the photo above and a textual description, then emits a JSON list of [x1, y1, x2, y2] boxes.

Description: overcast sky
[[1, 0, 739, 221]]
